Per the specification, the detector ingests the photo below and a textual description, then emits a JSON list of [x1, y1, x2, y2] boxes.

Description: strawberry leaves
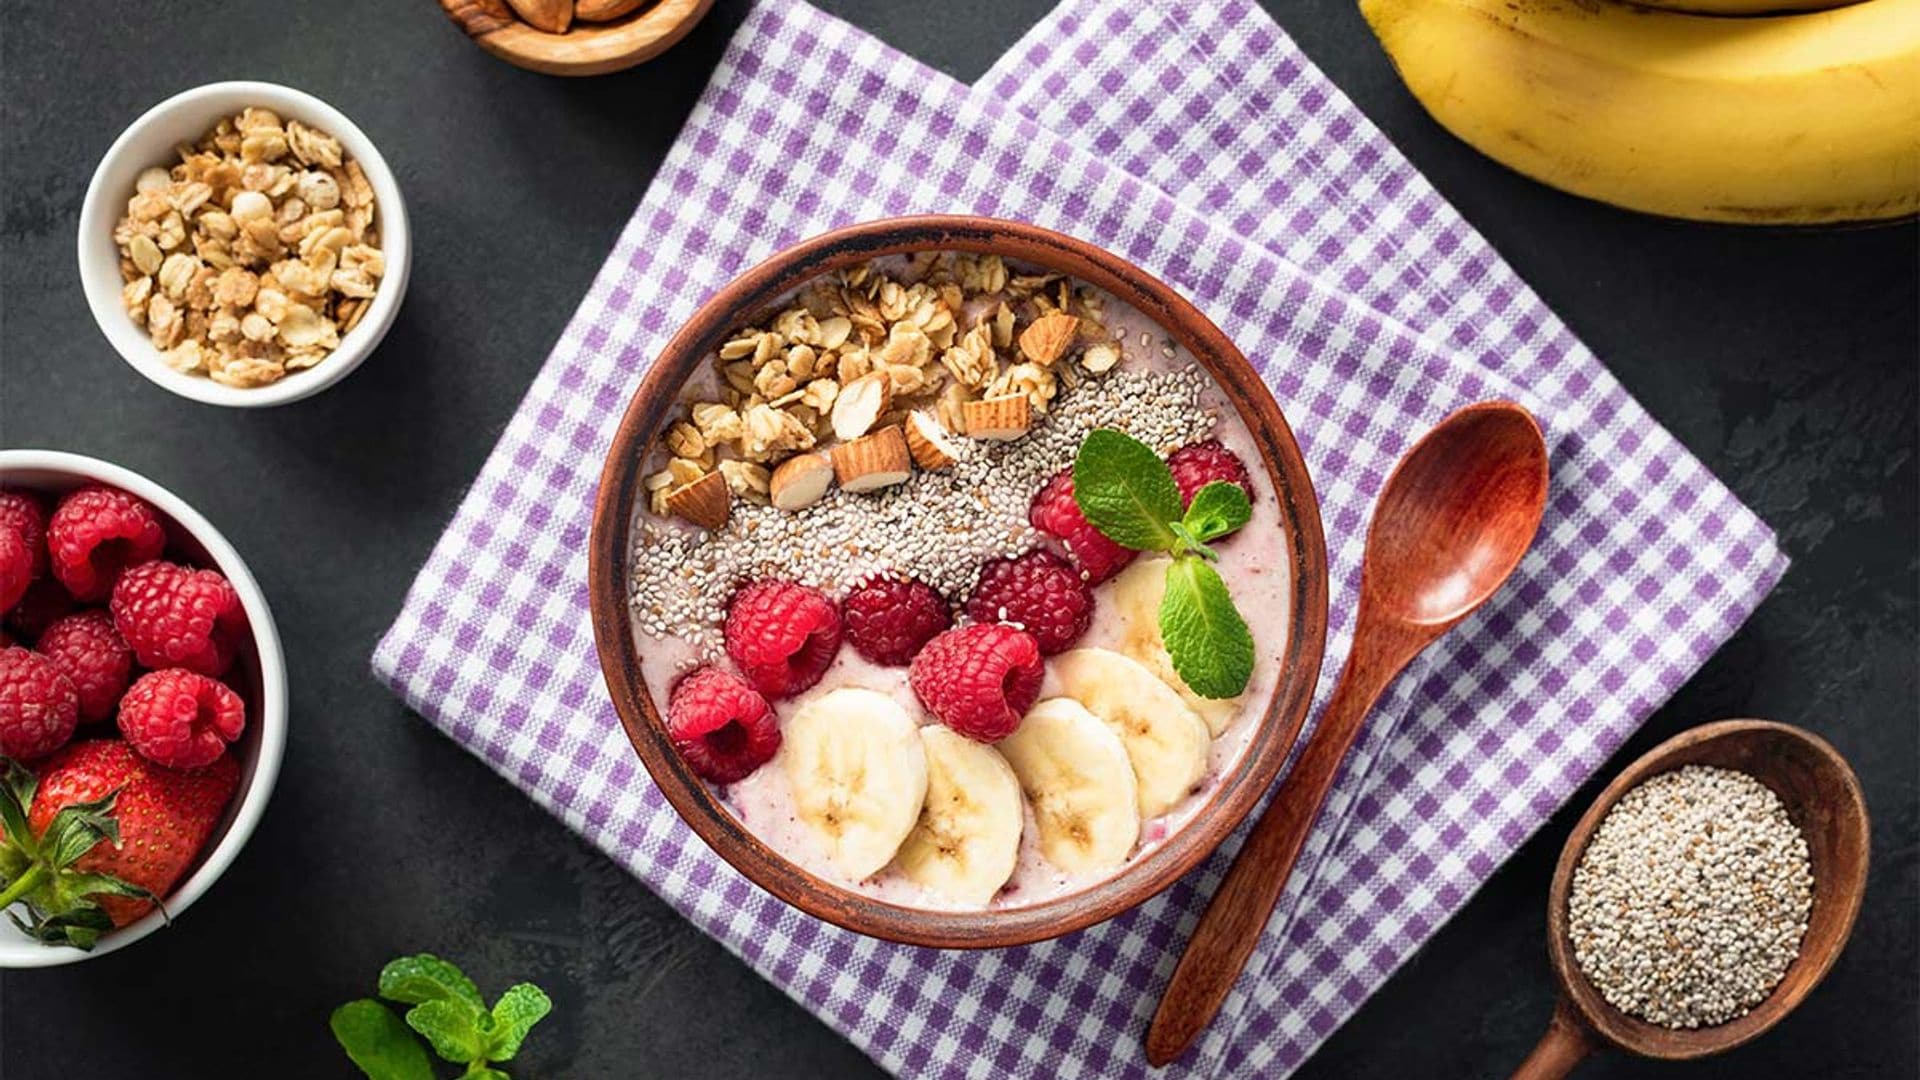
[[0, 755, 153, 951], [1072, 431, 1256, 698], [335, 953, 553, 1079]]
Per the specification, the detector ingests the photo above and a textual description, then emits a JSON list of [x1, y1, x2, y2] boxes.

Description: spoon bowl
[[1515, 719, 1870, 1077], [1363, 402, 1552, 625]]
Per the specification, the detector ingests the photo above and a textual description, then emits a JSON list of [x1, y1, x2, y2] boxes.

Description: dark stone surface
[[1, 0, 1914, 1075]]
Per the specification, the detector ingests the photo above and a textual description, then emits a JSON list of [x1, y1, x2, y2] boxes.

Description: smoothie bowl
[[588, 217, 1327, 948]]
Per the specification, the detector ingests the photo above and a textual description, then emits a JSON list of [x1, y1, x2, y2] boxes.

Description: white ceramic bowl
[[77, 81, 410, 407], [0, 450, 287, 966]]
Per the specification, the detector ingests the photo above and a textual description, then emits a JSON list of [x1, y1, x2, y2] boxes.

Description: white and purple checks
[[372, 2, 1787, 1076]]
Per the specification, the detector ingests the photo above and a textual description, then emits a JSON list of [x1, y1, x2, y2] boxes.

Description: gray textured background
[[2, 1, 1915, 1076]]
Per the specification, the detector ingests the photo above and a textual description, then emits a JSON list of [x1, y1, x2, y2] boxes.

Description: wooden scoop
[[1514, 718, 1870, 1078], [1147, 401, 1551, 1064]]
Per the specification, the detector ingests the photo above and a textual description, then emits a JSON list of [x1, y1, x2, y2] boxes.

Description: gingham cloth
[[373, 1, 1787, 1075]]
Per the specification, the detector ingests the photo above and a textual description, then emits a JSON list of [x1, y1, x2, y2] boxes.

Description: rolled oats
[[111, 108, 383, 389]]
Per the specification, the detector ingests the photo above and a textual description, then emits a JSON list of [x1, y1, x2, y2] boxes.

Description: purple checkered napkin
[[373, 1, 1787, 1077]]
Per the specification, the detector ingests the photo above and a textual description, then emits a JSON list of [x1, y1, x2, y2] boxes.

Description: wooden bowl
[[1518, 719, 1871, 1076], [438, 0, 714, 77], [586, 216, 1329, 948]]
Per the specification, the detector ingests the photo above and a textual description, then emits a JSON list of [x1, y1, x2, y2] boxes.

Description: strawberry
[[0, 741, 238, 947]]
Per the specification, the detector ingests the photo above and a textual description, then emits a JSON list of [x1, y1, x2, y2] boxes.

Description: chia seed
[[628, 366, 1218, 660], [1567, 764, 1814, 1029]]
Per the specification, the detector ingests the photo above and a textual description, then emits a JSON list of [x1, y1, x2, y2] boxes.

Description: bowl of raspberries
[[0, 449, 286, 965]]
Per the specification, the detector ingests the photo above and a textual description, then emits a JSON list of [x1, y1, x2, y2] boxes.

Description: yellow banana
[[1634, 0, 1856, 14], [1361, 0, 1920, 224]]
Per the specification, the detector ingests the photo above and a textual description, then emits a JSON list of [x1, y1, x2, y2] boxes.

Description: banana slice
[[998, 698, 1139, 873], [1109, 555, 1244, 736], [781, 687, 928, 881], [1051, 647, 1211, 819], [895, 727, 1025, 906]]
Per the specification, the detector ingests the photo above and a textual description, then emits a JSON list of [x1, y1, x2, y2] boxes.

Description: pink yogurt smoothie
[[629, 273, 1292, 911]]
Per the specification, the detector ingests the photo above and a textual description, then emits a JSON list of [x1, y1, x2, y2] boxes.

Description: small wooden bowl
[[438, 0, 714, 77], [586, 216, 1330, 948], [1517, 719, 1871, 1077]]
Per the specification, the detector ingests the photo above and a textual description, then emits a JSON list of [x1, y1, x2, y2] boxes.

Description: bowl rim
[[1545, 717, 1871, 1058], [0, 449, 288, 966], [587, 215, 1329, 948], [75, 79, 412, 409]]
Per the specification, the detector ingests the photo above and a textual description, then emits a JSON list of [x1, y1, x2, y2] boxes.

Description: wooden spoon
[[1147, 401, 1551, 1065], [1514, 718, 1870, 1078]]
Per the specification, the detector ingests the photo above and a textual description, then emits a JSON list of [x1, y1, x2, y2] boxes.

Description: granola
[[113, 108, 383, 388], [648, 253, 1122, 526]]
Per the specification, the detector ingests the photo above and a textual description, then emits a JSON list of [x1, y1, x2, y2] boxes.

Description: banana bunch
[[778, 618, 1230, 904], [1361, 0, 1920, 224]]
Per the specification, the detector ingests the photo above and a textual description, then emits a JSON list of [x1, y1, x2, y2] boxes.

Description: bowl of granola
[[588, 217, 1329, 947], [77, 81, 409, 407]]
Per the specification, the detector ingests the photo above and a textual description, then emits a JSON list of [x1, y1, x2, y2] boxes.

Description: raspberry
[[0, 647, 78, 760], [0, 526, 29, 614], [666, 666, 780, 784], [0, 489, 48, 579], [909, 624, 1044, 742], [48, 486, 167, 601], [5, 578, 77, 644], [966, 549, 1094, 655], [111, 561, 246, 677], [841, 576, 951, 666], [1166, 439, 1254, 508], [724, 580, 842, 699], [116, 668, 246, 769], [35, 611, 133, 724], [1028, 469, 1137, 584]]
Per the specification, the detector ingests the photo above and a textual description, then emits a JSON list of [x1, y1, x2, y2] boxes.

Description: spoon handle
[[1510, 998, 1598, 1080], [1145, 633, 1419, 1065]]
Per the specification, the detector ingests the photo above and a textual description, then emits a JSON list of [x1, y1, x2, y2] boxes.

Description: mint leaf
[[485, 983, 553, 1062], [1159, 556, 1254, 698], [380, 953, 486, 1012], [1183, 481, 1251, 544], [406, 998, 486, 1064], [331, 1000, 437, 1080], [1072, 429, 1183, 551]]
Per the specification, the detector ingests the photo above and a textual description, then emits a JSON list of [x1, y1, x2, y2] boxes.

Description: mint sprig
[[1072, 430, 1256, 698], [333, 953, 552, 1079]]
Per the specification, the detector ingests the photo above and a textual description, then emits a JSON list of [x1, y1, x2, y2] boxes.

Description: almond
[[506, 0, 572, 33], [1019, 312, 1080, 366], [904, 410, 961, 471], [830, 425, 913, 493], [961, 395, 1032, 441], [575, 0, 646, 20], [829, 371, 892, 441], [770, 452, 834, 511], [665, 470, 729, 530]]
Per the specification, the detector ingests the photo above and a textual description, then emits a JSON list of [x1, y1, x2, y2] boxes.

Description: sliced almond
[[962, 395, 1032, 441], [665, 470, 729, 531], [830, 425, 913, 493], [770, 452, 834, 511], [830, 370, 893, 441], [904, 410, 961, 471], [1019, 312, 1080, 366]]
